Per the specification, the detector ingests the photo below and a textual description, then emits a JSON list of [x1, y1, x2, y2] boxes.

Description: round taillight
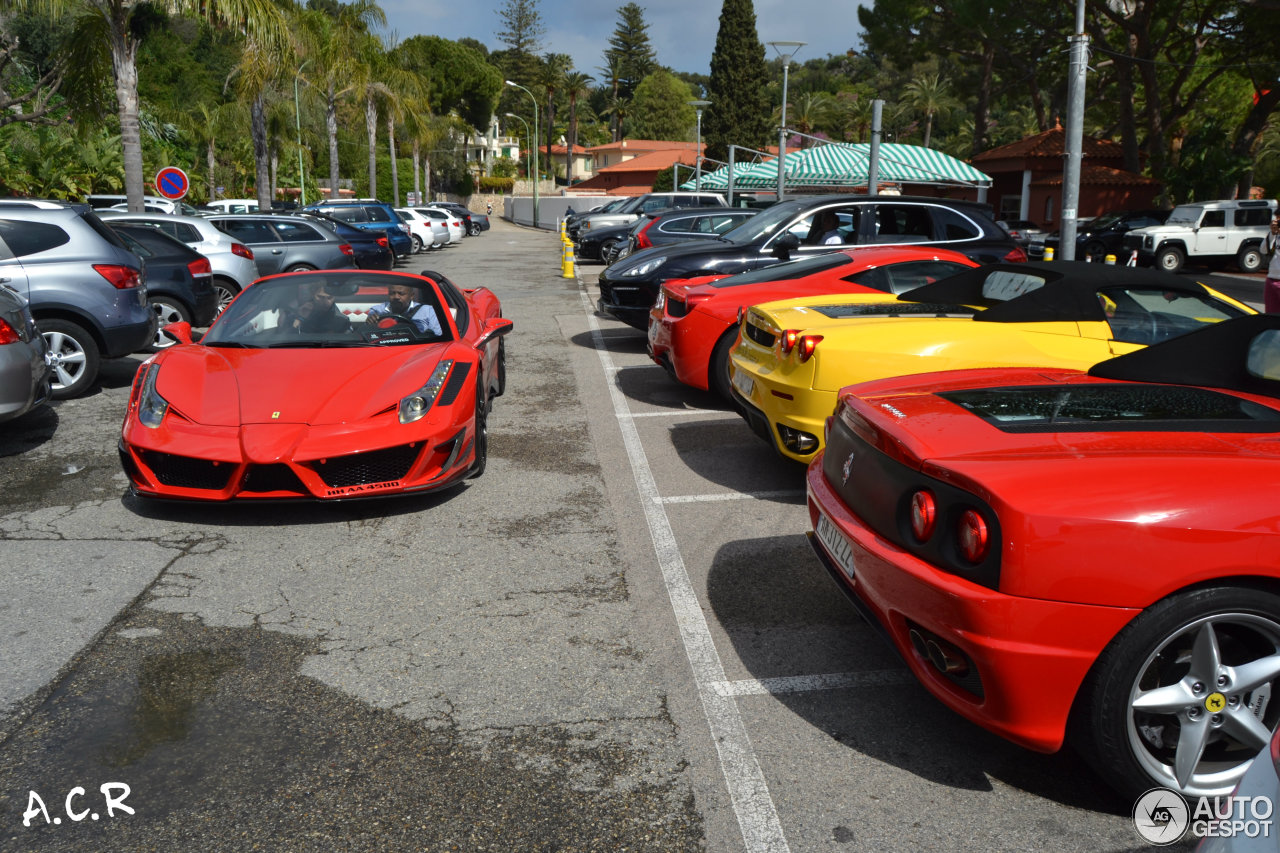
[[909, 491, 936, 541], [957, 509, 989, 563]]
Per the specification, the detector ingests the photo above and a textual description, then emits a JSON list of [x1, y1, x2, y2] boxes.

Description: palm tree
[[787, 93, 837, 147], [562, 71, 593, 185], [182, 101, 244, 202], [538, 53, 571, 173], [295, 0, 385, 201], [18, 0, 285, 211], [902, 73, 959, 148]]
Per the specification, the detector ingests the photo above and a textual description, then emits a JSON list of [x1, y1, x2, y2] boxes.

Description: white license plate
[[732, 369, 754, 398], [816, 512, 857, 580]]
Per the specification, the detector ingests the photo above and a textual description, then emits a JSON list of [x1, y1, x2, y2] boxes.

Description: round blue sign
[[154, 167, 189, 201]]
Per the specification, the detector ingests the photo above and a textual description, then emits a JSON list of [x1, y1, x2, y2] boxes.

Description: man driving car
[[366, 282, 442, 335]]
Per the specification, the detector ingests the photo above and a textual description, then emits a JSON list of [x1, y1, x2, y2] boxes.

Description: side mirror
[[476, 317, 514, 349], [162, 321, 195, 345], [772, 232, 801, 260]]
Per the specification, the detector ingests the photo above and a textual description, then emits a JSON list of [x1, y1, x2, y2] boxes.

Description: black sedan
[[576, 221, 633, 263], [109, 222, 218, 345], [597, 194, 1024, 330], [1028, 209, 1171, 261]]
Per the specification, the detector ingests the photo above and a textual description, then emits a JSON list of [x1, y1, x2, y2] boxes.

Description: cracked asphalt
[[0, 220, 706, 852]]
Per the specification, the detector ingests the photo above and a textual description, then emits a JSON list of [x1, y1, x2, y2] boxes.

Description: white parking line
[[659, 491, 805, 504], [710, 670, 915, 698], [627, 409, 733, 418], [580, 288, 791, 853]]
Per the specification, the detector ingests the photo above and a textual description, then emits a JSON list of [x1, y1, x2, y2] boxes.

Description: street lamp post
[[505, 80, 539, 228], [294, 59, 310, 206], [504, 112, 531, 222], [688, 99, 710, 191], [767, 41, 805, 202]]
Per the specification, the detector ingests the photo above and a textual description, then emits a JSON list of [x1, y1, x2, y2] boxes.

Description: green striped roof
[[680, 142, 990, 190]]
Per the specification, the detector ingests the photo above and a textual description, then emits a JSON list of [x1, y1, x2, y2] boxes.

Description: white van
[[86, 194, 199, 216], [201, 198, 261, 214]]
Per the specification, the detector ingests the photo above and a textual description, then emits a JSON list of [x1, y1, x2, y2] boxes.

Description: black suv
[[1028, 209, 1170, 262], [597, 194, 1023, 330]]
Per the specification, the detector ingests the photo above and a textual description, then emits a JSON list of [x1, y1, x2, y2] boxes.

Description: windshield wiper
[[204, 341, 254, 348]]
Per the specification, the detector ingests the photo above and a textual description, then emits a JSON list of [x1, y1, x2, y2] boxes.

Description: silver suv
[[1122, 198, 1278, 273], [573, 192, 728, 242], [0, 202, 156, 398]]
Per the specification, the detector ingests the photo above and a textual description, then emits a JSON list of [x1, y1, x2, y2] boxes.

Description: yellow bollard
[[1105, 254, 1116, 265], [1043, 246, 1055, 261], [561, 242, 576, 278]]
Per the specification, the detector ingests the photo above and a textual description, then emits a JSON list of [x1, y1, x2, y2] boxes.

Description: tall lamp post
[[505, 80, 539, 228], [767, 41, 804, 202], [504, 113, 531, 221], [294, 59, 310, 206], [688, 99, 710, 190]]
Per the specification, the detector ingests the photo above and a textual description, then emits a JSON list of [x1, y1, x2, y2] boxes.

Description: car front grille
[[309, 444, 421, 487], [241, 464, 308, 494], [138, 450, 235, 490]]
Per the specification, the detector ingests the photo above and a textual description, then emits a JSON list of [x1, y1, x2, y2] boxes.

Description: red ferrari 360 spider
[[646, 246, 977, 399], [806, 312, 1280, 800], [119, 269, 511, 501]]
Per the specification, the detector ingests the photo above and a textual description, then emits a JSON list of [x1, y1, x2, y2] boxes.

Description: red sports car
[[806, 313, 1280, 801], [646, 246, 978, 399], [119, 269, 511, 501]]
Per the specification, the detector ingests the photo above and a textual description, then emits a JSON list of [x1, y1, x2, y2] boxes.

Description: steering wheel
[[372, 313, 415, 329]]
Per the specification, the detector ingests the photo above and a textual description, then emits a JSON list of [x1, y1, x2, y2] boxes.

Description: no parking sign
[[153, 167, 189, 201]]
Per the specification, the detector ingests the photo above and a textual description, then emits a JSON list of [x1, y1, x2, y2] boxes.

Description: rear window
[[0, 220, 70, 256], [1236, 207, 1274, 227], [940, 384, 1280, 432], [271, 221, 324, 242], [364, 206, 392, 223], [325, 207, 367, 224], [934, 207, 982, 241], [215, 219, 278, 244]]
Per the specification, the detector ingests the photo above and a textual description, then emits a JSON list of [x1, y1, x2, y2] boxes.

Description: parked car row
[[615, 210, 1279, 805]]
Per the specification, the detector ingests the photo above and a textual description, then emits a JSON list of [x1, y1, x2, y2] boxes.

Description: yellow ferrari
[[729, 261, 1256, 462]]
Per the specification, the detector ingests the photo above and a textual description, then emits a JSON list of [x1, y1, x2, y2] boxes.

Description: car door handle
[[272, 249, 283, 254]]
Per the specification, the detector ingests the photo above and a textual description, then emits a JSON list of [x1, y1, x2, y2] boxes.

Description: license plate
[[732, 369, 754, 398], [816, 512, 857, 580]]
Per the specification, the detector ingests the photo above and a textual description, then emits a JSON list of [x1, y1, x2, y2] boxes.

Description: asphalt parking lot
[[1, 217, 1232, 851]]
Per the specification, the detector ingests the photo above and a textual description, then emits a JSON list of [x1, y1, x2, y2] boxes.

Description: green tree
[[628, 70, 695, 140], [902, 72, 959, 148], [603, 3, 655, 102], [494, 0, 544, 85], [538, 52, 571, 169], [702, 0, 771, 162], [562, 70, 593, 184], [18, 0, 285, 211]]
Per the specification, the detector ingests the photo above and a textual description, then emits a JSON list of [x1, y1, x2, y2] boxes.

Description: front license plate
[[816, 512, 857, 580], [732, 369, 754, 398]]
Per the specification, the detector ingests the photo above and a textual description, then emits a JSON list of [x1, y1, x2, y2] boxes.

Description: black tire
[[1071, 585, 1280, 800], [467, 380, 488, 479], [709, 329, 738, 401], [469, 222, 482, 237], [213, 278, 240, 316], [148, 296, 191, 350], [40, 318, 101, 400], [411, 235, 423, 254], [1156, 246, 1184, 273], [1237, 243, 1264, 274], [1084, 240, 1106, 261], [284, 263, 316, 273]]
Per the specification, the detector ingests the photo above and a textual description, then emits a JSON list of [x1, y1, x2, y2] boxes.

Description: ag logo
[[1132, 787, 1189, 845]]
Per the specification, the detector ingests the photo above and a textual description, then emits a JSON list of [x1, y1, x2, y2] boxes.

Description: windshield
[[716, 200, 810, 244], [204, 272, 451, 348], [1166, 205, 1203, 225]]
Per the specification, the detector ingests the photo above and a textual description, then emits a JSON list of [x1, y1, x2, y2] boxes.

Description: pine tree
[[702, 0, 771, 163], [495, 0, 545, 85], [603, 3, 656, 103]]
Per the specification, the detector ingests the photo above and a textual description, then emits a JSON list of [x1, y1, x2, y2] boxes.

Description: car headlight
[[134, 362, 169, 429], [399, 360, 453, 424], [621, 255, 668, 277]]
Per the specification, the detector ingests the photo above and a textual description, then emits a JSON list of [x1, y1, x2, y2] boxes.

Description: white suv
[[1122, 198, 1278, 273]]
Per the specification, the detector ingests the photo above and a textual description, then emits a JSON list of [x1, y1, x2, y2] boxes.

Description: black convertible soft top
[[896, 261, 1216, 324], [1088, 312, 1280, 399]]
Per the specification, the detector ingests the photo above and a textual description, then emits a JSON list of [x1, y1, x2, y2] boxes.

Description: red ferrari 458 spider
[[119, 269, 511, 501], [646, 246, 978, 399], [806, 312, 1280, 801]]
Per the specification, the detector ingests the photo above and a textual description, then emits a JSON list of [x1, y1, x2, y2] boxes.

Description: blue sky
[[381, 1, 867, 77]]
